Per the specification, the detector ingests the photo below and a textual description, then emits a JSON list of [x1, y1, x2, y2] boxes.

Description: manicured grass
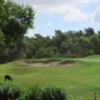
[[0, 55, 100, 99]]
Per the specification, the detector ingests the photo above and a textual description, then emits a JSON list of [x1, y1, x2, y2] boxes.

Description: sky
[[12, 0, 100, 37]]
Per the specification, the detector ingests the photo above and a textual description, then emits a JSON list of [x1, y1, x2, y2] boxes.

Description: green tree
[[84, 27, 95, 37], [0, 0, 35, 63], [0, 31, 6, 63]]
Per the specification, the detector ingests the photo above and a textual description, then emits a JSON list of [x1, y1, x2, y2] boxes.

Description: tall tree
[[0, 0, 35, 63], [84, 27, 95, 36]]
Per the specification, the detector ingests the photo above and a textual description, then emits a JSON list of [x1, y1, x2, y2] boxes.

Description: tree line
[[23, 28, 100, 59], [0, 0, 100, 63]]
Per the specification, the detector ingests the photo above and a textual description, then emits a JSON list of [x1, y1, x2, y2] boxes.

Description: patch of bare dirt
[[44, 61, 60, 66], [59, 60, 75, 65]]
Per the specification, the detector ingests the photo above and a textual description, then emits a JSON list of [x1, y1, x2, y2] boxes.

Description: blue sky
[[12, 0, 100, 37]]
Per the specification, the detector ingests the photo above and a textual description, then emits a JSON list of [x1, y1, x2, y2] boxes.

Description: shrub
[[23, 87, 40, 100], [0, 85, 22, 100], [0, 85, 11, 100], [0, 85, 67, 100], [10, 86, 22, 99], [40, 87, 66, 100]]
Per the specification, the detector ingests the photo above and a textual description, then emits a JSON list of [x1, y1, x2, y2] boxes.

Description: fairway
[[0, 56, 100, 99]]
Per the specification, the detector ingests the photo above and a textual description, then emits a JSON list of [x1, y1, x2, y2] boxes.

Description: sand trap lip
[[28, 61, 60, 67], [24, 59, 75, 67], [59, 60, 75, 65], [44, 60, 61, 65]]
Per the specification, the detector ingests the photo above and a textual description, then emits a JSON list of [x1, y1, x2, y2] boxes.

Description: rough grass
[[0, 55, 100, 99]]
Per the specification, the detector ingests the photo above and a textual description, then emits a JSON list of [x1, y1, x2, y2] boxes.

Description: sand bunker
[[59, 60, 75, 65], [24, 59, 75, 67]]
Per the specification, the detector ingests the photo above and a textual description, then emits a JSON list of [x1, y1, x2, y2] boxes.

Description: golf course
[[0, 55, 100, 99], [0, 0, 100, 100]]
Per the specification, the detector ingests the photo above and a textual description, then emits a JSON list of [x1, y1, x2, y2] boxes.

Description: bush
[[40, 87, 66, 100], [22, 87, 66, 100], [0, 85, 22, 100], [0, 85, 10, 100], [23, 87, 40, 100], [0, 85, 67, 100], [10, 86, 22, 99]]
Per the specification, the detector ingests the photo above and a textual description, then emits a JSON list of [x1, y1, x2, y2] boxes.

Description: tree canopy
[[23, 28, 100, 59], [0, 1, 100, 63], [0, 0, 35, 63]]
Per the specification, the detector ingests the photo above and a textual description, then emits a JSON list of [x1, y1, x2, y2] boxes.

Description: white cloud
[[11, 0, 97, 21], [11, 0, 94, 12], [11, 0, 94, 6], [64, 7, 87, 21]]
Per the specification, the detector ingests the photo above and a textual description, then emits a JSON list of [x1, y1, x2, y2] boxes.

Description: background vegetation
[[23, 28, 100, 59], [0, 0, 100, 64]]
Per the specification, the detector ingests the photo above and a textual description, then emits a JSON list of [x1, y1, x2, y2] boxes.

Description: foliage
[[0, 0, 100, 63], [20, 87, 66, 100], [23, 28, 100, 59], [40, 87, 66, 100], [0, 85, 21, 100], [0, 0, 35, 63], [0, 84, 66, 100], [23, 87, 40, 100]]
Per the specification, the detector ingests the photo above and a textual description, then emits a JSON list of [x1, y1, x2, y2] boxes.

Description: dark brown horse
[[4, 75, 13, 83]]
